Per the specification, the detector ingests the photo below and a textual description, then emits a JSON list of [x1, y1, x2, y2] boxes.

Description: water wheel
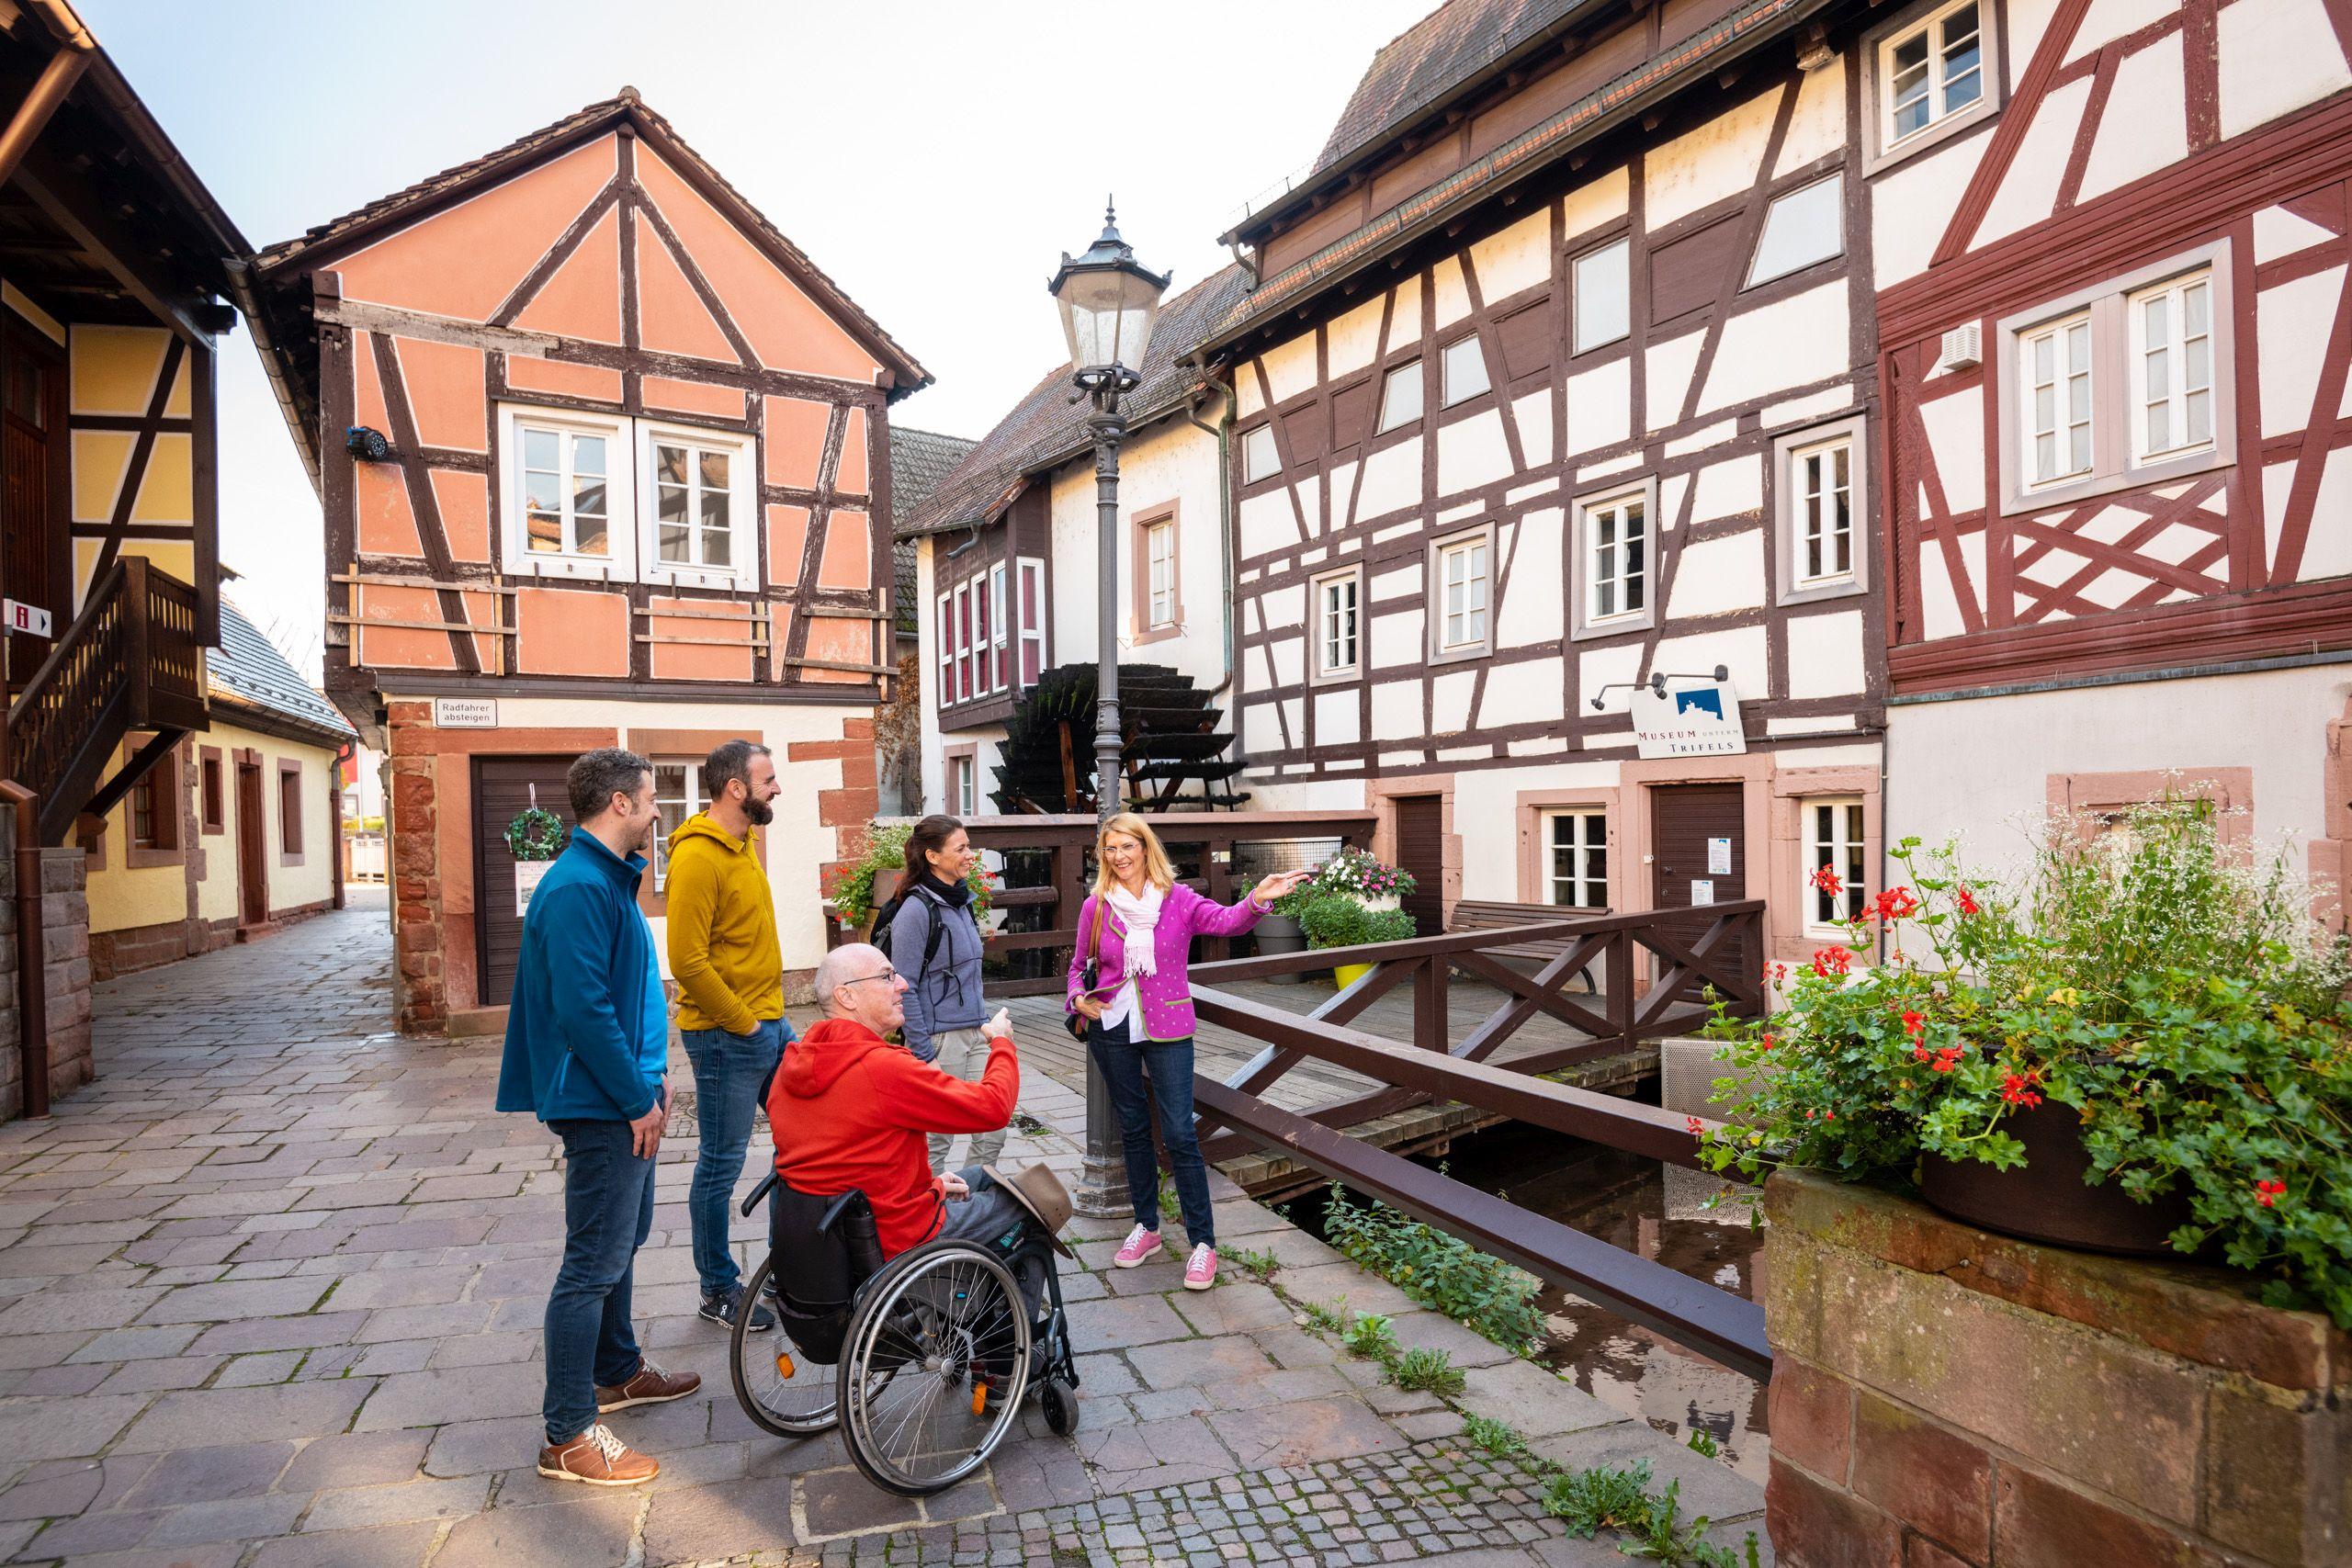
[[989, 662, 1248, 815]]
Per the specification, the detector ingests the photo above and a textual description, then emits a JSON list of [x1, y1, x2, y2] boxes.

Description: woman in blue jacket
[[886, 814, 996, 1172]]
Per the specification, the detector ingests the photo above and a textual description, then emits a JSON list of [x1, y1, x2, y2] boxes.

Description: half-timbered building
[[1198, 0, 1890, 970], [245, 91, 929, 1031], [1868, 0, 2352, 927]]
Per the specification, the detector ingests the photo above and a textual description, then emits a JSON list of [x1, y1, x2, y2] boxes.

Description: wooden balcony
[[6, 557, 208, 845]]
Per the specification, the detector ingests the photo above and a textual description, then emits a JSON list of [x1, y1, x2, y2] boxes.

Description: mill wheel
[[989, 661, 1250, 815]]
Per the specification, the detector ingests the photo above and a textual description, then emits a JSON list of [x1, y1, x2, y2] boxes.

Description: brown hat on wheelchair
[[984, 1163, 1077, 1258]]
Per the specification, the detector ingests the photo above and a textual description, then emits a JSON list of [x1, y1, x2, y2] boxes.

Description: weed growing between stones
[[1340, 1309, 1398, 1360], [1318, 1182, 1547, 1350], [1224, 1244, 1281, 1281], [1389, 1346, 1465, 1393]]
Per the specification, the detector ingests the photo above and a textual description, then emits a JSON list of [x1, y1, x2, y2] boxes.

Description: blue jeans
[[681, 1019, 790, 1298], [545, 1117, 657, 1444], [1088, 1021, 1214, 1248]]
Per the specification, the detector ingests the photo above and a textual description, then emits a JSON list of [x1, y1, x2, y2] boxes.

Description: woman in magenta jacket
[[1067, 812, 1310, 1290]]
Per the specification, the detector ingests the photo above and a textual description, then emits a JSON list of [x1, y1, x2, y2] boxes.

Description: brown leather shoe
[[537, 1423, 657, 1485], [595, 1359, 700, 1414]]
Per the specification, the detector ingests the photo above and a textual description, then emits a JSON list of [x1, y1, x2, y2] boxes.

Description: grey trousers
[[935, 1166, 1048, 1321], [925, 1027, 1008, 1173]]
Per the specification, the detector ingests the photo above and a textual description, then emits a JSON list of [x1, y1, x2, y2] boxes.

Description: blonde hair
[[1091, 813, 1176, 897]]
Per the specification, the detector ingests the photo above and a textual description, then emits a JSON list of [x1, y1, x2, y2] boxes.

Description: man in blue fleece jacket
[[496, 748, 699, 1487]]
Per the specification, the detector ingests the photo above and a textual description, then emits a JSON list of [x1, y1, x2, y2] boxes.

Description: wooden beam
[[12, 151, 215, 344]]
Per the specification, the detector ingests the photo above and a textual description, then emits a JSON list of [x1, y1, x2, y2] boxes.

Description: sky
[[76, 0, 1439, 677]]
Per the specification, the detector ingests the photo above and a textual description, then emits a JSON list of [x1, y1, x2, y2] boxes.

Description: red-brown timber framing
[[1214, 27, 1888, 779], [243, 92, 928, 739], [1876, 28, 2352, 695]]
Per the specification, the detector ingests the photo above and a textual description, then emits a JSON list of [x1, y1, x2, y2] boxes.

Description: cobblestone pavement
[[0, 899, 1769, 1566]]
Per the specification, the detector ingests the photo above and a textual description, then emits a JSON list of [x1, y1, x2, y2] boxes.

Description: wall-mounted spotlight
[[346, 425, 391, 462], [1589, 664, 1732, 711]]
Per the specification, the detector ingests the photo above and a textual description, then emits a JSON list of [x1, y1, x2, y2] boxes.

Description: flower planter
[[1917, 1098, 2192, 1257], [1333, 961, 1375, 989], [1252, 912, 1308, 985]]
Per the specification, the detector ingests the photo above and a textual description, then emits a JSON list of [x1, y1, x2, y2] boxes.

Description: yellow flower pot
[[1334, 962, 1375, 989]]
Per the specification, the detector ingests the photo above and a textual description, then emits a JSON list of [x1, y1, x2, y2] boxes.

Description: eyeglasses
[[839, 970, 899, 989]]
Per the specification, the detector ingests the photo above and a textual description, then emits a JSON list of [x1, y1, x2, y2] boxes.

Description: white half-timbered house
[[1867, 0, 2352, 928], [1197, 0, 1891, 968]]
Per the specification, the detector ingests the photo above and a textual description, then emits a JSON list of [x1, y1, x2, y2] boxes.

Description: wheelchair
[[726, 1171, 1080, 1496]]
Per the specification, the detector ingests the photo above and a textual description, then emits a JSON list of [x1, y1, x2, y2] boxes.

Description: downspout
[[0, 8, 92, 190], [0, 783, 47, 1119], [1180, 361, 1237, 713]]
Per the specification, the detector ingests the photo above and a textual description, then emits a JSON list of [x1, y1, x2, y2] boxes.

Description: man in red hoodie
[[769, 942, 1029, 1266]]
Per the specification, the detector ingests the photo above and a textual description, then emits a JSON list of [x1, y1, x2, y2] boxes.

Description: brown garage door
[[1394, 795, 1445, 939], [473, 757, 583, 1009], [1649, 783, 1748, 984]]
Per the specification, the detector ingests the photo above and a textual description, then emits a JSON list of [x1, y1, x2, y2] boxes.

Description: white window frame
[[1016, 558, 1047, 687], [650, 759, 712, 892], [1996, 242, 2236, 515], [1429, 525, 1494, 663], [1804, 796, 1869, 934], [2129, 271, 2217, 465], [1441, 334, 1490, 408], [1377, 360, 1424, 433], [1311, 564, 1363, 683], [989, 562, 1011, 690], [2020, 311, 2095, 491], [1773, 415, 1871, 605], [1543, 808, 1611, 909], [497, 402, 636, 581], [935, 590, 953, 705], [1570, 477, 1659, 639], [1573, 237, 1631, 355], [637, 417, 755, 590], [1242, 423, 1280, 484], [1745, 174, 1846, 289], [1144, 518, 1177, 629], [1865, 0, 2002, 172], [950, 754, 978, 817]]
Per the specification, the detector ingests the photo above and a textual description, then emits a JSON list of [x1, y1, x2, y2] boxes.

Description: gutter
[[0, 10, 90, 190]]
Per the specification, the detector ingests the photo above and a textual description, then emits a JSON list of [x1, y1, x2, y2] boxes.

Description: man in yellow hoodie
[[665, 739, 794, 1332]]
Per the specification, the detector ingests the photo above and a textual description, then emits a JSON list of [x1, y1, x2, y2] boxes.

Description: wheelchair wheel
[[1038, 1375, 1079, 1436], [729, 1253, 840, 1437], [837, 1239, 1032, 1495]]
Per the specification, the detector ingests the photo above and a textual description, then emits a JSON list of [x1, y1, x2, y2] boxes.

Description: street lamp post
[[1048, 202, 1170, 1219]]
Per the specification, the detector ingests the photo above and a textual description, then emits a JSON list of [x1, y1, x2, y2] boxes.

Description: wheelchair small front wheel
[[1038, 1375, 1080, 1436], [838, 1239, 1032, 1495], [729, 1253, 840, 1437]]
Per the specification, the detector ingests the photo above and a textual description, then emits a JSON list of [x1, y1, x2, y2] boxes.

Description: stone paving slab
[[0, 899, 1767, 1565]]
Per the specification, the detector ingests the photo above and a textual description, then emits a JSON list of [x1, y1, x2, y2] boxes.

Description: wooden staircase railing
[[6, 557, 208, 845]]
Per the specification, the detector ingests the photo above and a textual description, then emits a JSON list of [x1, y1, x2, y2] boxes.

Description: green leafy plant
[[823, 819, 993, 929], [1544, 1463, 1754, 1567], [1695, 793, 2352, 1326], [1295, 891, 1417, 952], [1388, 1346, 1464, 1394], [1157, 1184, 1181, 1224], [1320, 1184, 1547, 1351], [504, 806, 567, 862], [1685, 1428, 1721, 1459], [1340, 1310, 1397, 1360], [1462, 1415, 1529, 1460], [1225, 1246, 1282, 1283], [1300, 1297, 1348, 1335]]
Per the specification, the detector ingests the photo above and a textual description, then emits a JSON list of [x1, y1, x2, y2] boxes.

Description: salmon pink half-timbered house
[[245, 91, 929, 1032], [1868, 0, 2352, 928], [1198, 0, 1891, 972]]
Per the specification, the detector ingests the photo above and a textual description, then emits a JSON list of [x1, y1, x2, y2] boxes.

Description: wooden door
[[1648, 783, 1747, 984], [472, 756, 583, 1008], [1, 327, 63, 690], [236, 760, 267, 927], [1394, 795, 1446, 938]]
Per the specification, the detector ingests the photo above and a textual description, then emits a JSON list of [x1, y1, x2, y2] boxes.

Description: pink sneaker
[[1114, 1225, 1163, 1268], [1183, 1244, 1218, 1291]]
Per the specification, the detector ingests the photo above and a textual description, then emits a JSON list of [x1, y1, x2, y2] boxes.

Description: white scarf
[[1107, 883, 1163, 981]]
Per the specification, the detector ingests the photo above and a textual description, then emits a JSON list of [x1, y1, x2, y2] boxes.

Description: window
[[1792, 436, 1855, 586], [200, 751, 224, 835], [1144, 518, 1176, 628], [2132, 273, 2213, 461], [1574, 239, 1630, 353], [2022, 313, 2094, 488], [938, 554, 1047, 708], [277, 761, 305, 867], [650, 438, 732, 570], [1747, 175, 1845, 288], [1441, 335, 1489, 407], [498, 403, 757, 584], [1018, 559, 1046, 685], [949, 755, 978, 817], [651, 760, 710, 890], [1806, 798, 1867, 931], [132, 771, 158, 849], [519, 420, 615, 561], [1582, 491, 1648, 626], [1544, 811, 1608, 908], [1996, 245, 2233, 513], [127, 743, 181, 862], [1880, 0, 1987, 151], [1242, 423, 1280, 484], [1377, 361, 1423, 433], [1313, 567, 1361, 681], [989, 563, 1011, 688], [1432, 529, 1491, 658]]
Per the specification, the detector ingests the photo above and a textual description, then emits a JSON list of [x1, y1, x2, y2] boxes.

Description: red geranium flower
[[1686, 1116, 1706, 1137], [1912, 1043, 1931, 1063], [1930, 1045, 1962, 1073], [1810, 946, 1853, 978], [1764, 963, 1789, 987], [2255, 1179, 2288, 1208], [1901, 1010, 1926, 1038], [1956, 886, 1980, 916], [1873, 887, 1920, 921], [1759, 1032, 1778, 1053], [1999, 1072, 2044, 1109], [1809, 864, 1844, 897]]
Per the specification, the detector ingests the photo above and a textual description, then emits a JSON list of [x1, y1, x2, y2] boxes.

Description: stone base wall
[[1763, 1169, 2349, 1567], [90, 915, 237, 981], [0, 824, 96, 1120]]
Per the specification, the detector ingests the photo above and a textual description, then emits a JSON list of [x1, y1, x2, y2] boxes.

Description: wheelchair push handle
[[740, 1172, 778, 1219]]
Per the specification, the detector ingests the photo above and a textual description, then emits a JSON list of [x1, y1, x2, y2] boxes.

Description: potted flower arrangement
[[1694, 794, 2352, 1327], [823, 819, 993, 940], [1284, 848, 1419, 987], [506, 804, 568, 917]]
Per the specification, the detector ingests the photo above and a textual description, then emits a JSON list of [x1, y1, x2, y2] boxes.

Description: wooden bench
[[1447, 898, 1609, 993]]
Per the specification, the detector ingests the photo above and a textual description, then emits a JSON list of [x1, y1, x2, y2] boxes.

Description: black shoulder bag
[[1065, 895, 1109, 1043]]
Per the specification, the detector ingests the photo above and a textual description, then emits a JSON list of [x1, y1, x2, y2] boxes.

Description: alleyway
[[0, 905, 1766, 1566]]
